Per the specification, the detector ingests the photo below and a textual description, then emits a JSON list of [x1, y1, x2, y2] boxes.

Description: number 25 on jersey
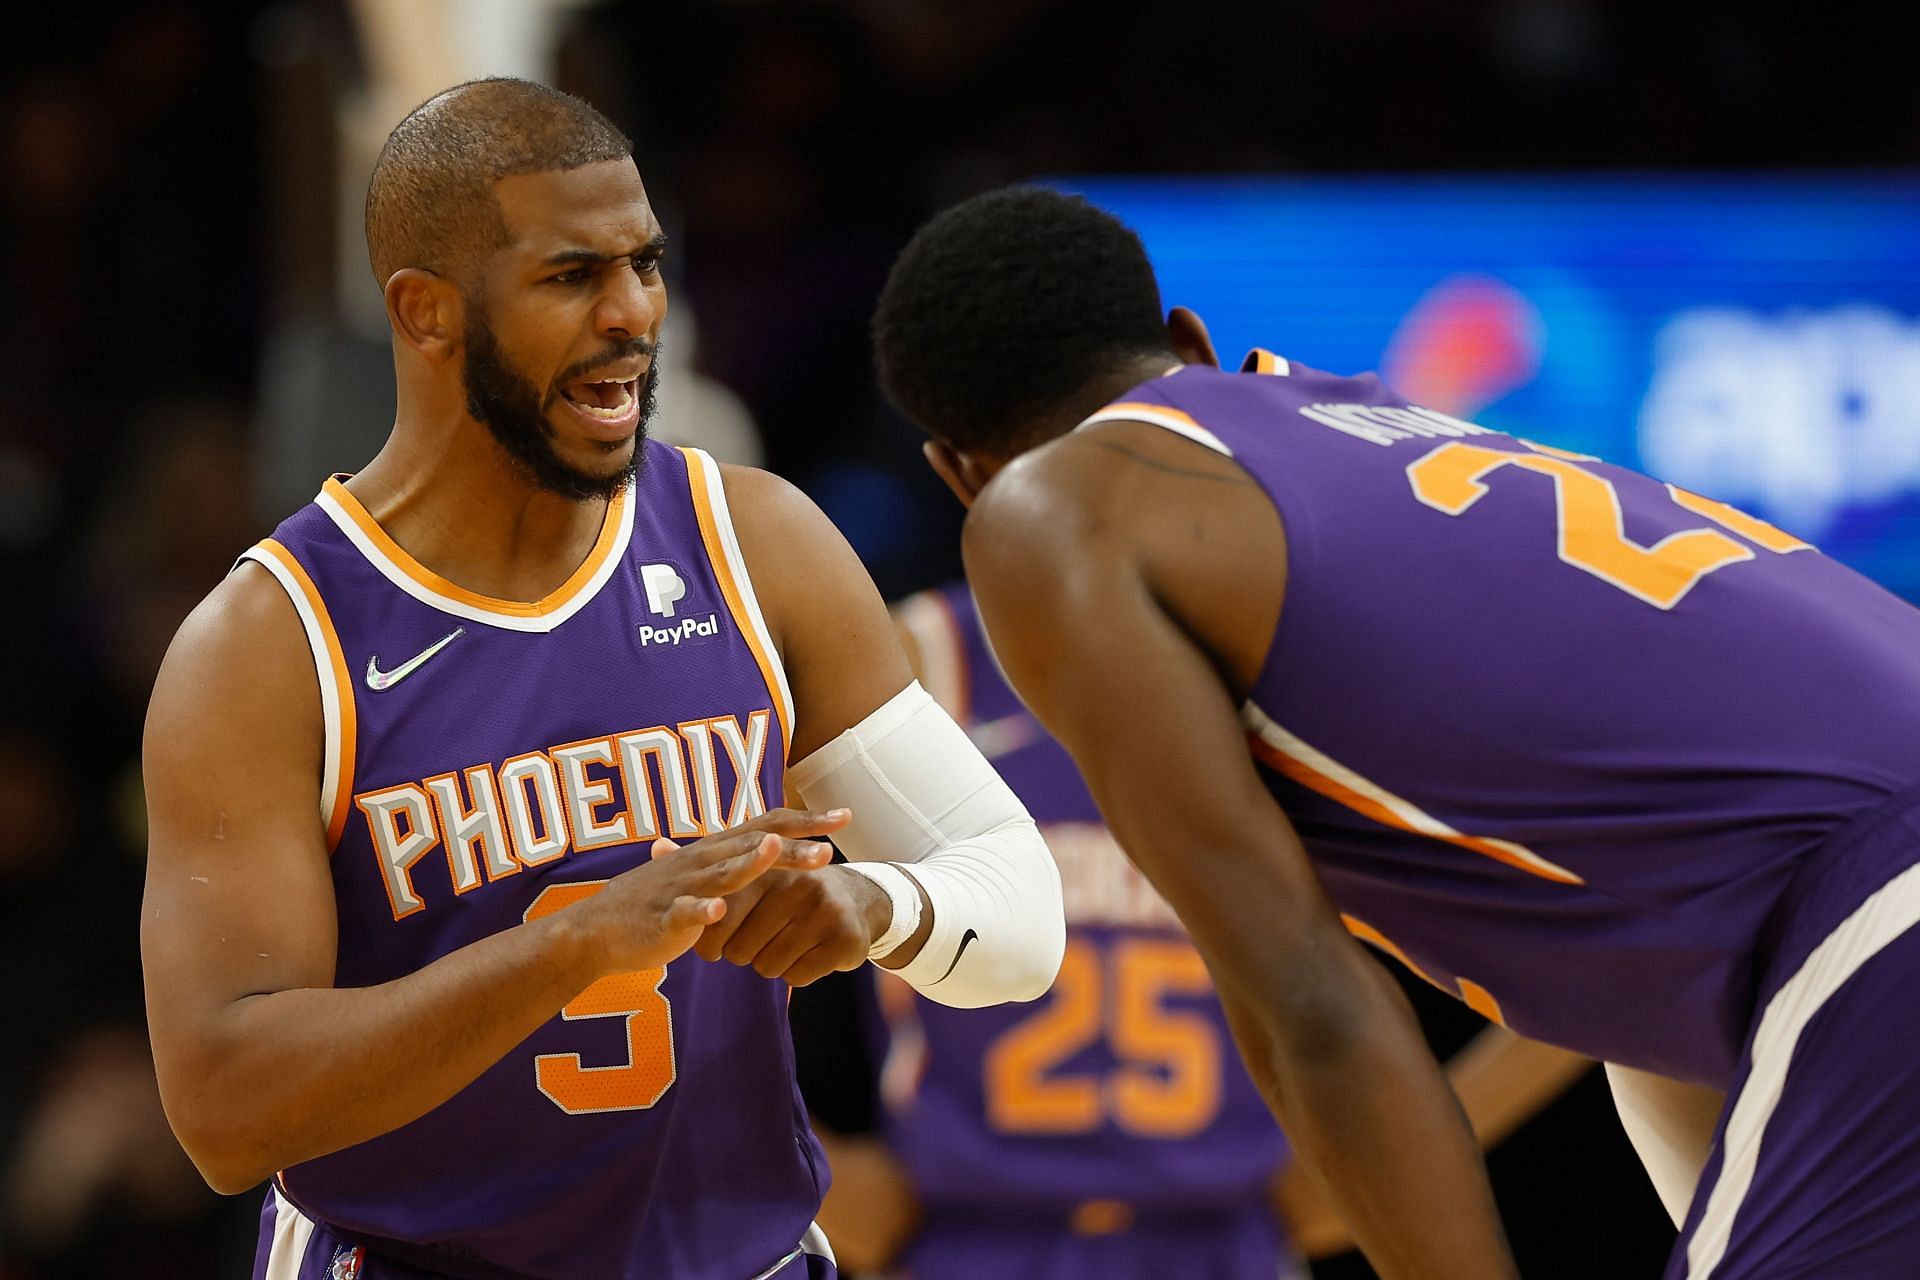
[[984, 936, 1221, 1139]]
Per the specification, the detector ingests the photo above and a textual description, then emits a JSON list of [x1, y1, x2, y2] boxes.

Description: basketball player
[[811, 584, 1591, 1279], [818, 580, 1307, 1280], [871, 185, 1920, 1280], [139, 82, 1065, 1280]]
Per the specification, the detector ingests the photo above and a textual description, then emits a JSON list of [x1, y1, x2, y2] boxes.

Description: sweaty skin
[[141, 155, 926, 1195], [934, 315, 1520, 1278]]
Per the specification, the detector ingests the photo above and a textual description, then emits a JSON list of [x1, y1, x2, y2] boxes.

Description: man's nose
[[595, 268, 663, 340]]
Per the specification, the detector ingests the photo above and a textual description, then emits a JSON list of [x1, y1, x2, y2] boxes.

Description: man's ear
[[923, 439, 997, 509], [384, 268, 461, 362], [1167, 306, 1221, 369]]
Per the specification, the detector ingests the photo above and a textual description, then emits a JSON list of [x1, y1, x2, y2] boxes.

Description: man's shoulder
[[150, 559, 316, 730], [967, 423, 1263, 575]]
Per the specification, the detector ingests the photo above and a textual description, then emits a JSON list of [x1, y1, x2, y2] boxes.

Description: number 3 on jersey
[[1407, 441, 1810, 609], [984, 936, 1220, 1138], [523, 882, 677, 1114]]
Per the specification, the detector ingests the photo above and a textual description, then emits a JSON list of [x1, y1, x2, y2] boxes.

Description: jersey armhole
[[235, 541, 357, 852], [678, 447, 798, 759]]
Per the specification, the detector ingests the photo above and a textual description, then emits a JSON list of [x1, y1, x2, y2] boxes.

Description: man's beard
[[462, 313, 659, 502]]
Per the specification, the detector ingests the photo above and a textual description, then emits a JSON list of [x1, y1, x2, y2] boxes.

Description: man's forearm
[[170, 911, 597, 1193], [1219, 951, 1519, 1280], [1448, 1025, 1592, 1149]]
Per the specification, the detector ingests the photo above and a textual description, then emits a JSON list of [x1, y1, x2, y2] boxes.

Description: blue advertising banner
[[1063, 175, 1920, 598]]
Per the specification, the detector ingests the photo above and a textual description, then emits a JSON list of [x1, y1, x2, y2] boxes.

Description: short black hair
[[365, 78, 632, 287], [873, 186, 1174, 452]]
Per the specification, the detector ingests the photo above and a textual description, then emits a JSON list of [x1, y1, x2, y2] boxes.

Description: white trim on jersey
[[240, 545, 345, 838], [313, 481, 636, 634], [1243, 700, 1585, 885], [1684, 861, 1920, 1278], [261, 1186, 319, 1280], [1076, 405, 1235, 456], [684, 447, 796, 738]]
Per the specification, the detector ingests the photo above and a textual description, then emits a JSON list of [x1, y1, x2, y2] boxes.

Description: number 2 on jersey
[[1406, 441, 1809, 609], [523, 882, 677, 1114], [984, 937, 1220, 1138]]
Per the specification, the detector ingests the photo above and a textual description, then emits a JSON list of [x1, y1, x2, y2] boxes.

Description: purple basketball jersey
[[240, 442, 825, 1279], [1076, 353, 1920, 1090], [880, 585, 1290, 1221]]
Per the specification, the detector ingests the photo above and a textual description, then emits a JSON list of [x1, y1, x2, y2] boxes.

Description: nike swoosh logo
[[932, 928, 979, 984], [365, 627, 465, 691]]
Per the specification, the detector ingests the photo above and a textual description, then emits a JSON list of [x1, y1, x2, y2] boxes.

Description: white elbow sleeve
[[787, 682, 1065, 1007]]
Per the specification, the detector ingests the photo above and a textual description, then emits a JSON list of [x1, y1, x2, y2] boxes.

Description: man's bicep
[[720, 464, 914, 761], [141, 570, 341, 1064]]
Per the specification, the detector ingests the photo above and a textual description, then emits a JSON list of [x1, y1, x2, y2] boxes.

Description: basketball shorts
[[899, 1199, 1300, 1280], [254, 1186, 838, 1280], [1666, 795, 1920, 1279]]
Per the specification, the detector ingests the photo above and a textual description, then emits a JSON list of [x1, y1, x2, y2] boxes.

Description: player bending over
[[871, 185, 1920, 1280]]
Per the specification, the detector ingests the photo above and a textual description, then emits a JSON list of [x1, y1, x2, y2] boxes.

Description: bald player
[[139, 82, 1062, 1280], [871, 186, 1920, 1280]]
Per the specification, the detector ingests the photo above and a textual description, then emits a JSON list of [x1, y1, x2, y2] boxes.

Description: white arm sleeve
[[786, 681, 1064, 1007]]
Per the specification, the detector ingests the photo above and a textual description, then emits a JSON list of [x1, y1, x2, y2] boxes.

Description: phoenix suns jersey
[[1075, 354, 1920, 1090], [878, 584, 1290, 1222], [240, 442, 823, 1279]]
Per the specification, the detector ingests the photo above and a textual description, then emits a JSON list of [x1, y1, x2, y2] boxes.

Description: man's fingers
[[748, 805, 853, 834], [665, 895, 725, 931], [722, 897, 802, 969], [704, 839, 834, 895], [692, 875, 773, 961], [779, 945, 853, 989], [650, 837, 679, 861], [688, 807, 852, 856], [744, 917, 818, 979]]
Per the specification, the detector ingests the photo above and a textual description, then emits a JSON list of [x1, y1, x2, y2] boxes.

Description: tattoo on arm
[[1077, 437, 1258, 487]]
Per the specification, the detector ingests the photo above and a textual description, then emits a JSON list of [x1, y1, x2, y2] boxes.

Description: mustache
[[556, 338, 659, 387]]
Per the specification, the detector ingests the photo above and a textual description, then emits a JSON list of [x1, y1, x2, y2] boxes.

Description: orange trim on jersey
[[1088, 401, 1207, 431], [680, 449, 793, 755], [1247, 349, 1283, 375], [254, 539, 357, 852], [1339, 914, 1448, 991], [320, 477, 627, 619], [1246, 725, 1583, 885], [1457, 978, 1506, 1025]]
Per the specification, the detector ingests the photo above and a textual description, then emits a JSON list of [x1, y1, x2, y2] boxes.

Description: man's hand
[[570, 808, 850, 975], [690, 858, 892, 986]]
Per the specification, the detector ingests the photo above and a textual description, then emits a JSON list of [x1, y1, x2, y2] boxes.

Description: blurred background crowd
[[2, 1, 1917, 1276]]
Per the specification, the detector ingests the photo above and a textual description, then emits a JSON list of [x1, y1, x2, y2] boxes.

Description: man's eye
[[634, 255, 662, 277], [551, 269, 589, 285]]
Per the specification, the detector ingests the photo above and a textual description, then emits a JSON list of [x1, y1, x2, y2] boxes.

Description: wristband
[[845, 861, 923, 961]]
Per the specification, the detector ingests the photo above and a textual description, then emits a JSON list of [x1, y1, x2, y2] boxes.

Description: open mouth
[[560, 374, 641, 424]]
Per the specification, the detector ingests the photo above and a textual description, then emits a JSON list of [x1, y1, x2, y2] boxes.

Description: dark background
[[2, 1, 1913, 1275]]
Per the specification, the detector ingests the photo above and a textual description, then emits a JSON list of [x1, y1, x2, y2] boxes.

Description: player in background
[[808, 583, 1590, 1279], [871, 186, 1920, 1280], [139, 82, 1063, 1280]]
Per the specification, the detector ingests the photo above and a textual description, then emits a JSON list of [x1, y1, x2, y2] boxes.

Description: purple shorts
[[1667, 796, 1920, 1279], [899, 1201, 1300, 1280], [253, 1187, 837, 1280]]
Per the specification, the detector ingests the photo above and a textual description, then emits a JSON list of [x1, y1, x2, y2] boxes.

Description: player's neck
[[1028, 354, 1186, 444], [344, 417, 616, 605]]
